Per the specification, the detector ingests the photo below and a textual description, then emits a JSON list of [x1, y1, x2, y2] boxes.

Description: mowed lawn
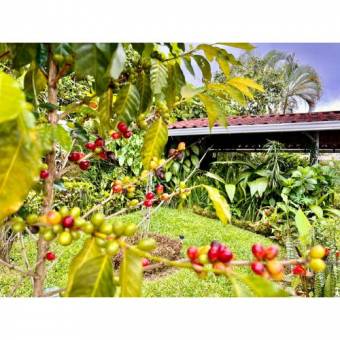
[[0, 208, 277, 297]]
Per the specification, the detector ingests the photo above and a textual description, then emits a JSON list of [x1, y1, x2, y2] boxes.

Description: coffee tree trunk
[[33, 46, 58, 297]]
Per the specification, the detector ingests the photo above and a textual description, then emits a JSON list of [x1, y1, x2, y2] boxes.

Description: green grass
[[0, 208, 277, 297]]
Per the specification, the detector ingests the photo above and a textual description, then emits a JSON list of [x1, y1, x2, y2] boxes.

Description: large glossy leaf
[[218, 43, 255, 51], [180, 84, 204, 99], [196, 44, 219, 61], [203, 185, 231, 224], [216, 55, 230, 78], [248, 177, 268, 197], [182, 56, 195, 77], [37, 124, 72, 152], [98, 88, 113, 134], [150, 58, 168, 95], [198, 93, 225, 128], [55, 125, 72, 152], [67, 254, 115, 297], [108, 43, 126, 79], [0, 73, 41, 221], [65, 238, 102, 296], [120, 247, 142, 297], [310, 205, 323, 219], [193, 55, 211, 82], [165, 62, 185, 109], [239, 274, 291, 297], [295, 209, 312, 248], [207, 83, 246, 106], [141, 118, 168, 169], [225, 184, 236, 202], [136, 70, 152, 112], [113, 83, 140, 123], [0, 72, 28, 123]]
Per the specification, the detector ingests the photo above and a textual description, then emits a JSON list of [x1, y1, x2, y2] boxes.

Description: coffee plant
[[0, 42, 331, 297]]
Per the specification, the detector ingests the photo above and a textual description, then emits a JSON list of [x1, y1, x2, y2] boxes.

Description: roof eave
[[168, 121, 340, 137]]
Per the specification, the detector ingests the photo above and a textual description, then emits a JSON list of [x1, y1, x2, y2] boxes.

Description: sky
[[255, 43, 340, 111], [186, 43, 340, 112]]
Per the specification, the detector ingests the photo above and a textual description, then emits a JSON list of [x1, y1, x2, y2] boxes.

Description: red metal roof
[[168, 111, 340, 129]]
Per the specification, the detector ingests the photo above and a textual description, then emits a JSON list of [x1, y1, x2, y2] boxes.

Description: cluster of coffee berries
[[186, 241, 234, 276], [68, 151, 90, 171], [39, 163, 49, 180], [179, 181, 191, 200], [112, 176, 139, 198], [308, 245, 327, 273], [110, 122, 133, 140], [250, 244, 283, 280], [84, 137, 116, 162], [168, 142, 186, 161]]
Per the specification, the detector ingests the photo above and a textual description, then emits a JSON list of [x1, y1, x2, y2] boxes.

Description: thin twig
[[19, 234, 34, 286], [0, 258, 35, 277], [82, 194, 114, 219], [184, 146, 212, 184]]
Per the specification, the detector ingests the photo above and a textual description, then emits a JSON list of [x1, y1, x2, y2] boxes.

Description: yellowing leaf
[[196, 44, 218, 61], [150, 58, 168, 95], [203, 185, 231, 224], [120, 247, 142, 297], [218, 43, 255, 51], [198, 93, 222, 129], [141, 118, 168, 169], [295, 209, 312, 248], [193, 55, 211, 82]]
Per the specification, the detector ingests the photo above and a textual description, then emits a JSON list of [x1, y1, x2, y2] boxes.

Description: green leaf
[[198, 93, 225, 128], [225, 184, 236, 202], [0, 72, 28, 123], [205, 171, 225, 184], [248, 177, 268, 197], [216, 55, 230, 78], [203, 185, 231, 224], [165, 62, 185, 108], [108, 43, 126, 79], [8, 43, 38, 69], [230, 276, 253, 297], [182, 56, 195, 77], [23, 66, 47, 99], [65, 238, 101, 296], [120, 247, 142, 297], [295, 209, 312, 248], [113, 83, 140, 124], [238, 274, 291, 297], [136, 70, 152, 113], [196, 44, 218, 61], [309, 205, 323, 219], [193, 55, 211, 82], [207, 83, 246, 106], [67, 254, 115, 297], [55, 125, 72, 152], [141, 118, 168, 169], [180, 84, 204, 99], [0, 73, 41, 221], [98, 88, 113, 135], [324, 208, 340, 217], [150, 58, 168, 95], [218, 43, 255, 51]]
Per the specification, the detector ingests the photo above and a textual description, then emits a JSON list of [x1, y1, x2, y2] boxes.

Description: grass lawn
[[0, 208, 278, 297]]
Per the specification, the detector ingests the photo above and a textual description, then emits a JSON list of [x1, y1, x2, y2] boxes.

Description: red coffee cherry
[[68, 151, 84, 162], [217, 245, 233, 263], [95, 137, 105, 147], [112, 184, 123, 193], [98, 151, 108, 160], [142, 258, 150, 267], [79, 160, 90, 170], [145, 192, 155, 200], [117, 122, 128, 133], [62, 215, 74, 228], [207, 245, 219, 262], [187, 246, 199, 261], [85, 142, 96, 150], [292, 264, 306, 276], [155, 184, 164, 195], [123, 130, 133, 139], [264, 245, 279, 260], [40, 169, 49, 179], [251, 243, 266, 260], [45, 251, 56, 261], [251, 261, 265, 276], [111, 132, 121, 140], [143, 200, 153, 208]]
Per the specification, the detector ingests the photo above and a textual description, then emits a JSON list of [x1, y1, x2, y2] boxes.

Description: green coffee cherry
[[26, 214, 39, 225], [70, 207, 81, 218], [99, 221, 114, 235], [52, 224, 63, 234], [74, 217, 86, 227], [106, 240, 120, 256], [91, 213, 105, 227], [59, 206, 69, 217], [58, 231, 72, 246], [12, 222, 26, 233], [137, 238, 157, 251], [71, 230, 81, 240], [95, 237, 107, 248], [82, 222, 95, 234], [43, 229, 56, 242], [112, 221, 125, 236], [124, 223, 138, 237]]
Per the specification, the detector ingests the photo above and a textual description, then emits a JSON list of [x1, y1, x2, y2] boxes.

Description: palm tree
[[263, 51, 322, 113]]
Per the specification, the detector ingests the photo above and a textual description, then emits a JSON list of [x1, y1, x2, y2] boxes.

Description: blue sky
[[186, 43, 340, 112]]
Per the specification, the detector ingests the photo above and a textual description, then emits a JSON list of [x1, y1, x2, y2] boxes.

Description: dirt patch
[[113, 232, 183, 280]]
